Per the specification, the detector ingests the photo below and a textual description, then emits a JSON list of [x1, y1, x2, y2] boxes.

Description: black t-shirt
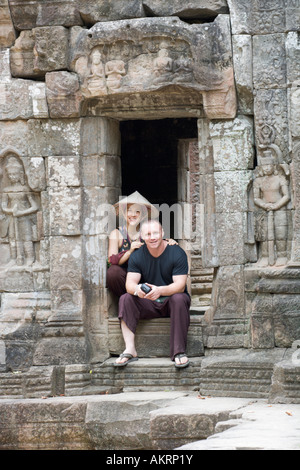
[[128, 244, 189, 290]]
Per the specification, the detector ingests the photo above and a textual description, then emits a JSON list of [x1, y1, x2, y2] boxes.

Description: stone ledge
[[90, 357, 203, 393], [0, 391, 251, 450], [2, 392, 299, 450], [108, 316, 205, 357]]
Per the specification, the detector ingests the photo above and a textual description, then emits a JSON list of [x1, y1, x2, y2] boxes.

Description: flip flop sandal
[[114, 353, 139, 367], [174, 353, 190, 369]]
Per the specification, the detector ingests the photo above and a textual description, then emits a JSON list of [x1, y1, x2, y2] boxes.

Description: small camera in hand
[[140, 283, 152, 294]]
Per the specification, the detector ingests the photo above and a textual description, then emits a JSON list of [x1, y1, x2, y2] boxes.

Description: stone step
[[1, 349, 299, 403], [199, 349, 288, 399], [108, 314, 204, 358], [88, 357, 203, 394], [0, 392, 257, 451]]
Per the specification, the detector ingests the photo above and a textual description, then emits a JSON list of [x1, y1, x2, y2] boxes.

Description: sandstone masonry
[[0, 0, 299, 410]]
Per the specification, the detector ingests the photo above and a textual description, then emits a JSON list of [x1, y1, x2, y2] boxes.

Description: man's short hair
[[140, 219, 162, 236]]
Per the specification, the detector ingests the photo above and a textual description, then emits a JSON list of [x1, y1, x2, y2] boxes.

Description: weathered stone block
[[214, 171, 252, 213], [82, 286, 110, 362], [274, 313, 300, 348], [49, 187, 81, 236], [0, 49, 11, 83], [50, 288, 83, 322], [200, 212, 219, 268], [0, 79, 48, 120], [33, 335, 88, 366], [204, 318, 248, 349], [209, 116, 254, 171], [253, 34, 286, 89], [81, 155, 121, 188], [200, 117, 254, 266], [0, 120, 29, 156], [8, 0, 83, 29], [50, 236, 82, 290], [0, 292, 51, 323], [232, 35, 253, 115], [82, 236, 107, 287], [78, 0, 144, 24], [143, 0, 228, 18], [286, 32, 300, 86], [289, 80, 300, 138], [205, 265, 245, 327], [199, 349, 286, 398], [269, 345, 300, 404], [216, 212, 248, 265], [150, 406, 216, 449], [79, 117, 121, 157], [0, 0, 15, 47], [254, 88, 289, 164], [228, 0, 287, 35], [251, 315, 274, 349], [82, 187, 119, 237], [46, 71, 82, 118], [48, 156, 80, 188], [27, 119, 81, 157], [10, 26, 69, 79]]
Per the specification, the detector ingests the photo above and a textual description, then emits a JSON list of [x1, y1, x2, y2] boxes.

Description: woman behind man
[[107, 191, 175, 297]]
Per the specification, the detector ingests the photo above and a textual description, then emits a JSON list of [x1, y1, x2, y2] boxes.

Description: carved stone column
[[200, 116, 254, 348]]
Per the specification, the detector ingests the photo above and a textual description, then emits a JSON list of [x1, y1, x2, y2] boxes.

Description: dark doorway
[[120, 118, 198, 209]]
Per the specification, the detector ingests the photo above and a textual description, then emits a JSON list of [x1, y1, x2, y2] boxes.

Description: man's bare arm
[[126, 271, 143, 296]]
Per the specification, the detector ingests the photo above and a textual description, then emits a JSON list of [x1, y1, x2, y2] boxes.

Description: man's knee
[[107, 264, 124, 279], [168, 293, 190, 307], [119, 292, 132, 304]]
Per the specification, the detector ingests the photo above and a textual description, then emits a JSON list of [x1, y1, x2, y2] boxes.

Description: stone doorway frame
[[102, 114, 255, 360]]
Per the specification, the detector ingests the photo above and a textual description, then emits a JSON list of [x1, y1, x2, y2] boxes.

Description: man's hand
[[144, 284, 162, 301]]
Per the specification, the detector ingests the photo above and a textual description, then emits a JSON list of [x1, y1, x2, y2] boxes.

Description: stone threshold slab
[[0, 391, 251, 450]]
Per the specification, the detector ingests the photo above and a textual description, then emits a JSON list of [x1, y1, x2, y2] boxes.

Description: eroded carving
[[10, 26, 69, 78], [153, 44, 174, 84], [86, 47, 107, 96], [105, 59, 126, 91]]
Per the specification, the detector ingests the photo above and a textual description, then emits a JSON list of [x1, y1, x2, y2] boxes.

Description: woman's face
[[126, 204, 142, 226]]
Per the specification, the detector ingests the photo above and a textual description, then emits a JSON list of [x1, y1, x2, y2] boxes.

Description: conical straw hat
[[114, 191, 159, 219]]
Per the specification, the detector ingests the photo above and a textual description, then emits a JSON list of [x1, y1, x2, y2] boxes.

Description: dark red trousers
[[107, 265, 127, 297], [118, 292, 191, 360]]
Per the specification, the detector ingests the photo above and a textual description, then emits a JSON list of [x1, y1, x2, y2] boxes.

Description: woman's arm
[[108, 229, 122, 257], [108, 229, 143, 266]]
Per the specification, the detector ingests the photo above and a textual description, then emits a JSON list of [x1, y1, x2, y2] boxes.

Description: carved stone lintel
[[69, 16, 237, 119]]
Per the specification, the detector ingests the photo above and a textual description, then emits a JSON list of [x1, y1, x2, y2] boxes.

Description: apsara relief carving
[[247, 148, 292, 267], [0, 149, 45, 271]]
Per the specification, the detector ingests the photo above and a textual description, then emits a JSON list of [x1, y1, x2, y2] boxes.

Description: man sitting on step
[[114, 219, 190, 368]]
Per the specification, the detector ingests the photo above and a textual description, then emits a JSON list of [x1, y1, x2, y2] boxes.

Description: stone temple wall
[[0, 0, 300, 399]]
